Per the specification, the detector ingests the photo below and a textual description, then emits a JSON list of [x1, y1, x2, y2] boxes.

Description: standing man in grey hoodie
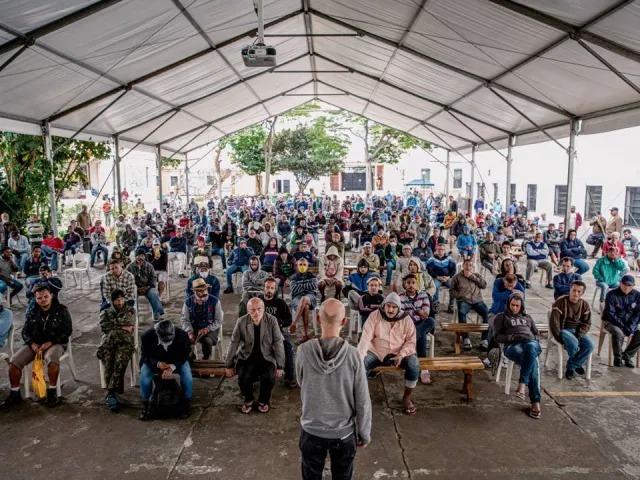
[[296, 298, 372, 480]]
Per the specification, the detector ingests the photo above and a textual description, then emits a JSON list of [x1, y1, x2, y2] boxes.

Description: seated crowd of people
[[0, 191, 639, 443]]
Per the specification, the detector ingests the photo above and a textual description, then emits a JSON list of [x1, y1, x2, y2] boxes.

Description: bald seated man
[[296, 299, 372, 480], [225, 297, 285, 414]]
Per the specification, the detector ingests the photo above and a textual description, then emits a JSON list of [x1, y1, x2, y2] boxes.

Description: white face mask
[[199, 271, 209, 278]]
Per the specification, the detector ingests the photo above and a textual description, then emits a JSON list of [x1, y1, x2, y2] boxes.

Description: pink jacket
[[357, 309, 416, 361]]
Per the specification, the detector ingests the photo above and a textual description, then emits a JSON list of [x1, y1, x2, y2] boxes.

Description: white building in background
[[77, 124, 640, 228]]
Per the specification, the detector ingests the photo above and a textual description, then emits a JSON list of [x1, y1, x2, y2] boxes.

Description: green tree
[[325, 112, 432, 193], [0, 131, 111, 227], [273, 119, 348, 193]]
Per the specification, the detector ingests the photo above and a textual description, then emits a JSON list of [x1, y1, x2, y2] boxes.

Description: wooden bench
[[190, 359, 226, 378], [375, 356, 484, 401], [440, 323, 549, 355]]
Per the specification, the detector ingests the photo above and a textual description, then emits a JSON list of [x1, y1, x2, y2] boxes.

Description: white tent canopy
[[1, 0, 640, 156]]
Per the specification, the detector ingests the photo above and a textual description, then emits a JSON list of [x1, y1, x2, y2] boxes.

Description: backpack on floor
[[151, 377, 183, 419]]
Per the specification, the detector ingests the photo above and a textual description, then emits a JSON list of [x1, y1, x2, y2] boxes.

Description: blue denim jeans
[[385, 259, 396, 286], [433, 278, 453, 307], [415, 317, 436, 358], [142, 287, 165, 320], [40, 245, 59, 271], [457, 300, 489, 339], [1, 277, 23, 298], [560, 329, 595, 371], [573, 258, 589, 275], [226, 264, 249, 288], [363, 351, 420, 388], [90, 244, 109, 266], [504, 340, 542, 403], [596, 281, 618, 302], [211, 246, 226, 269], [0, 307, 13, 348], [140, 362, 193, 401]]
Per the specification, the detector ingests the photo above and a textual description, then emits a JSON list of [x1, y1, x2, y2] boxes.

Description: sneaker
[[479, 340, 489, 351], [446, 305, 454, 314], [463, 338, 472, 351], [545, 284, 553, 289], [574, 367, 586, 376], [613, 358, 623, 367], [565, 369, 575, 379], [623, 356, 635, 368], [139, 401, 153, 421], [105, 392, 120, 412], [1, 390, 23, 408], [179, 400, 192, 419], [223, 287, 234, 294], [487, 347, 501, 375], [46, 388, 61, 407]]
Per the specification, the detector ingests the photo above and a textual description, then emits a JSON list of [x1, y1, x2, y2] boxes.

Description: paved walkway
[[1, 253, 640, 480]]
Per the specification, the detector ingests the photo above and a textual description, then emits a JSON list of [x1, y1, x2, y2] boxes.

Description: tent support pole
[[444, 150, 451, 208], [156, 145, 163, 214], [114, 136, 122, 214], [506, 135, 514, 208], [470, 144, 477, 214], [42, 123, 58, 237], [185, 153, 190, 206], [564, 119, 580, 230]]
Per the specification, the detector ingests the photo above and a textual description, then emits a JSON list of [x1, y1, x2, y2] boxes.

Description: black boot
[[46, 388, 61, 407], [139, 401, 153, 421], [622, 354, 635, 368], [179, 399, 192, 419], [1, 390, 23, 408]]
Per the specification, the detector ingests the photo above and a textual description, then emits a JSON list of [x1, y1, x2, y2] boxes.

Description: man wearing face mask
[[139, 319, 192, 421], [181, 278, 222, 360], [186, 261, 220, 298], [260, 277, 296, 387]]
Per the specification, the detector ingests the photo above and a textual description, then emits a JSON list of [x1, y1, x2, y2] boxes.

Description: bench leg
[[454, 333, 462, 355], [462, 370, 473, 402]]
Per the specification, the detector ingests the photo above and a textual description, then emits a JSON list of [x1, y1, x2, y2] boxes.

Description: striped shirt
[[399, 291, 431, 324]]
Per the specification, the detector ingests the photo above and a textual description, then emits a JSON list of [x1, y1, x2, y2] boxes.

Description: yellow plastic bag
[[32, 351, 47, 399]]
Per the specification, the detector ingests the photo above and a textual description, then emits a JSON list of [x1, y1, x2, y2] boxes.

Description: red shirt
[[42, 237, 64, 251]]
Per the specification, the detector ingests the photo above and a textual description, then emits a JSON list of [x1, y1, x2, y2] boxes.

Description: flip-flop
[[257, 403, 270, 413], [528, 408, 542, 420], [403, 403, 417, 416], [514, 391, 527, 401], [239, 403, 253, 414]]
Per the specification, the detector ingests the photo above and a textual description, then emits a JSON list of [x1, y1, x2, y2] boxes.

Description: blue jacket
[[426, 254, 456, 278], [456, 234, 477, 255], [348, 271, 373, 293], [560, 239, 586, 259], [228, 246, 254, 267], [604, 287, 640, 336], [490, 278, 525, 314], [169, 236, 187, 253], [552, 272, 582, 299], [184, 294, 221, 331], [525, 241, 549, 261]]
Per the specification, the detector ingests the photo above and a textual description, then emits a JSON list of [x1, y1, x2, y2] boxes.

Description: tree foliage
[[273, 119, 348, 193], [221, 125, 270, 176], [0, 131, 111, 226]]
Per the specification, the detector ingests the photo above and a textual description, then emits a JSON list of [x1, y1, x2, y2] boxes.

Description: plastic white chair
[[63, 253, 92, 289], [495, 345, 540, 395], [24, 338, 78, 398], [190, 311, 226, 361], [597, 321, 640, 367], [591, 284, 607, 313], [98, 312, 140, 388], [544, 336, 593, 379]]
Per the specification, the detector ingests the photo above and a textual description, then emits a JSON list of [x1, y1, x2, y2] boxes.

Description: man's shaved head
[[319, 298, 346, 337]]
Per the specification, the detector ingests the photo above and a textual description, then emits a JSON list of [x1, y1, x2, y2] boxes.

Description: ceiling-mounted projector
[[242, 43, 277, 67], [242, 0, 276, 67]]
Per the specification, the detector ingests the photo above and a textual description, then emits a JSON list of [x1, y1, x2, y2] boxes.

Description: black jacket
[[22, 299, 72, 346], [262, 296, 293, 329], [140, 327, 190, 373]]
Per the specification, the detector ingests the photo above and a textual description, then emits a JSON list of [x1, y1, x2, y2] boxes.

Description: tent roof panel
[[116, 111, 205, 146], [0, 0, 95, 33], [181, 83, 259, 124], [0, 45, 119, 120], [499, 40, 639, 116], [515, 0, 622, 26], [428, 110, 506, 144], [368, 82, 442, 121], [40, 0, 209, 84], [403, 0, 566, 79], [589, 1, 640, 52], [409, 124, 468, 150]]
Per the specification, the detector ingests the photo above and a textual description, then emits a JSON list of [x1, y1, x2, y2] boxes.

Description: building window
[[276, 179, 291, 194], [170, 176, 178, 187], [453, 169, 462, 189], [527, 184, 537, 211], [585, 185, 602, 218], [555, 185, 568, 216], [625, 187, 640, 227], [421, 168, 431, 183], [510, 184, 516, 203], [493, 183, 498, 203]]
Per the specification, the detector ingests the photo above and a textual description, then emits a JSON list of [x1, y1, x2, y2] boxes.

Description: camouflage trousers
[[97, 337, 135, 393]]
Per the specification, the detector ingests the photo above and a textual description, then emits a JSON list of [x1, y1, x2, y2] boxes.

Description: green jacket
[[592, 256, 627, 286]]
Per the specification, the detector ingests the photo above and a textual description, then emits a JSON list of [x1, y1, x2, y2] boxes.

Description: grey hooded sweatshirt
[[296, 337, 372, 443]]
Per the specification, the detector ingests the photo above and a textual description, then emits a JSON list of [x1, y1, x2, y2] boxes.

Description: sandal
[[403, 402, 417, 416], [257, 403, 270, 413], [514, 391, 527, 401], [528, 408, 542, 420], [239, 402, 253, 414]]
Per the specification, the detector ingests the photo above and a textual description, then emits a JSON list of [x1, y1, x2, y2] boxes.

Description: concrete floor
[[1, 254, 639, 480]]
